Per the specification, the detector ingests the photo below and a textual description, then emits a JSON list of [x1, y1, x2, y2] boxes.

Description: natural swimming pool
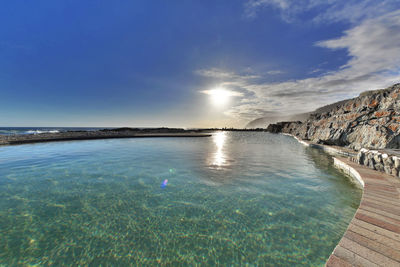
[[0, 132, 361, 266]]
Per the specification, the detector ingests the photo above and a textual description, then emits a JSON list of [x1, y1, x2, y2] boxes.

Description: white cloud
[[308, 68, 323, 74], [312, 0, 400, 24], [244, 0, 400, 24], [316, 10, 400, 75], [195, 68, 260, 79], [266, 70, 284, 75], [244, 0, 290, 18], [200, 88, 243, 97], [197, 10, 400, 124]]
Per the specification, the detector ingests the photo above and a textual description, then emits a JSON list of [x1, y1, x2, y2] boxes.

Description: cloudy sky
[[1, 1, 400, 128]]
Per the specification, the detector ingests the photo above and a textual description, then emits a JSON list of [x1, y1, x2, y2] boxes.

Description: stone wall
[[352, 148, 400, 177]]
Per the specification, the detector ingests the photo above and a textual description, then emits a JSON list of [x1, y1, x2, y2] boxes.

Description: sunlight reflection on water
[[210, 131, 228, 168]]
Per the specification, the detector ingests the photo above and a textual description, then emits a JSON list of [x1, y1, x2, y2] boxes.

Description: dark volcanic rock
[[266, 121, 303, 133], [100, 127, 141, 132], [266, 122, 282, 133], [266, 83, 400, 150]]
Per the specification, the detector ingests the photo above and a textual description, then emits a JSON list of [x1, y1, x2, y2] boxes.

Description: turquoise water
[[0, 132, 361, 266]]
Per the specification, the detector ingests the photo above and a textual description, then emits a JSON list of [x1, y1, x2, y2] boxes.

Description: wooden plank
[[363, 188, 399, 198], [356, 171, 385, 180], [345, 230, 400, 262], [364, 193, 400, 203], [352, 218, 400, 242], [326, 254, 352, 267], [355, 213, 400, 233], [358, 209, 400, 227], [363, 190, 399, 200], [360, 204, 400, 222], [339, 237, 400, 266], [362, 194, 400, 207], [347, 223, 400, 250], [361, 201, 400, 217], [362, 178, 393, 186], [363, 191, 400, 202], [365, 184, 399, 192], [333, 245, 378, 267], [361, 197, 400, 210]]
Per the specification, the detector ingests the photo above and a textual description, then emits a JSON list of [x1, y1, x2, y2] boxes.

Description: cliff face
[[268, 83, 400, 150]]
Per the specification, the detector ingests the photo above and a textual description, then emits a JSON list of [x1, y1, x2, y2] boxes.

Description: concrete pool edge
[[286, 134, 400, 266], [333, 157, 364, 188]]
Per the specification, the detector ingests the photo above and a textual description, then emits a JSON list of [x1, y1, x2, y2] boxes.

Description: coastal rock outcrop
[[266, 121, 301, 133], [267, 83, 400, 150]]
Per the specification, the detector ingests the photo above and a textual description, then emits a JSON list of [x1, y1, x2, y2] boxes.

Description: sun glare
[[203, 88, 240, 106], [211, 89, 231, 105]]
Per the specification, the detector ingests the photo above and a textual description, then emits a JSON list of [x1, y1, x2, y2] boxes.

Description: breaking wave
[[25, 130, 60, 134]]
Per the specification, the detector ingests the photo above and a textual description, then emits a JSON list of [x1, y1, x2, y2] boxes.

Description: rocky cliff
[[267, 83, 400, 150]]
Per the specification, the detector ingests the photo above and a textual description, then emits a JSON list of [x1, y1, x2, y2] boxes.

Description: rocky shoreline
[[266, 83, 400, 150], [266, 83, 400, 179], [0, 128, 212, 146]]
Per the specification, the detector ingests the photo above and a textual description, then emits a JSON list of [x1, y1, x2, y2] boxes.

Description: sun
[[210, 89, 231, 105], [202, 88, 234, 106], [201, 87, 242, 107]]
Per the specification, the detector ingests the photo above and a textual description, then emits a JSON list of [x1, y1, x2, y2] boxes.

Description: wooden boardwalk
[[326, 157, 400, 267]]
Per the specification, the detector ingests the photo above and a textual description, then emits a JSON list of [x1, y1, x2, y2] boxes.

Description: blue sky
[[1, 1, 400, 128]]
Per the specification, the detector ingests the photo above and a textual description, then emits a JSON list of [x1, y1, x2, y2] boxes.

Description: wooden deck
[[326, 157, 400, 267]]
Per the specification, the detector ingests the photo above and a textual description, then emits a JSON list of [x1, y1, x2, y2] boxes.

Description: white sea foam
[[25, 130, 60, 134]]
